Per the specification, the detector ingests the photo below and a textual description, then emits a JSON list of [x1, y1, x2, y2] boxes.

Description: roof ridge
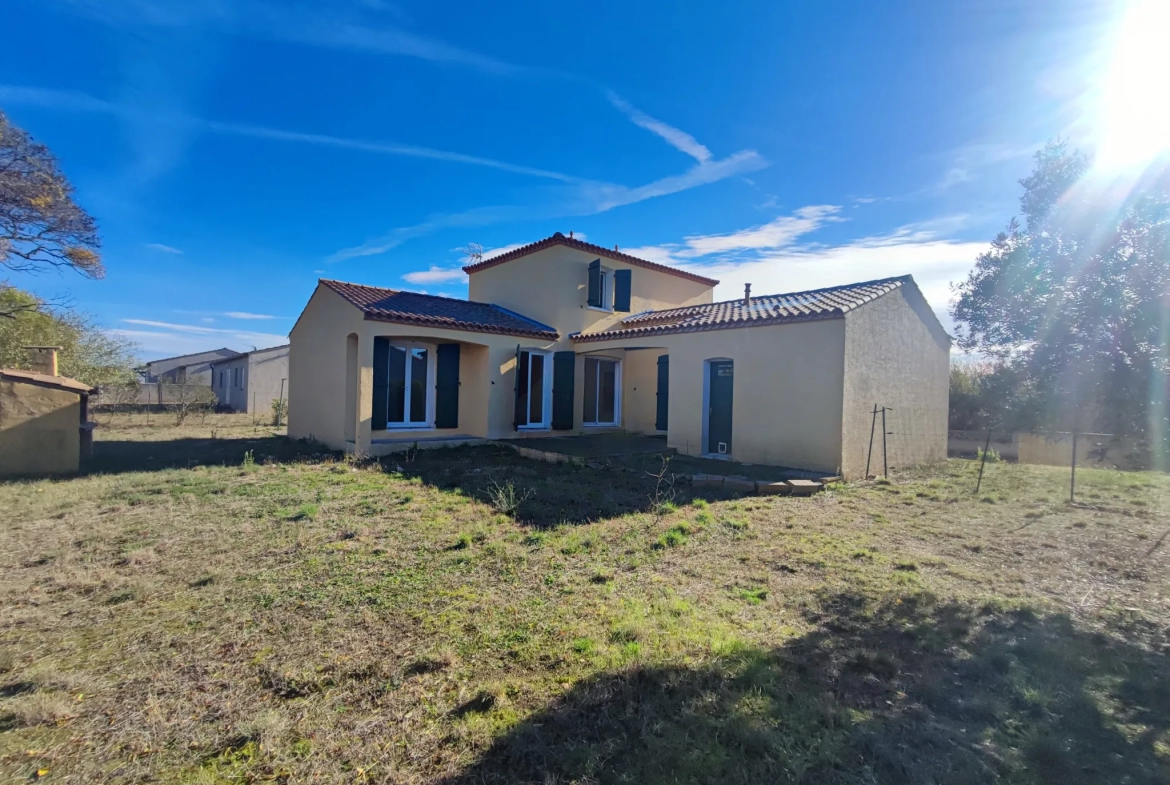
[[461, 233, 720, 287]]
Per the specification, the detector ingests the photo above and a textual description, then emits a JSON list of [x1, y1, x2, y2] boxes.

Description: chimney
[[26, 346, 61, 376], [743, 283, 752, 306]]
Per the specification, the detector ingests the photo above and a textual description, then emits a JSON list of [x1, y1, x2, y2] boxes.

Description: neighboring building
[[140, 348, 241, 385], [209, 345, 290, 414], [289, 232, 950, 478], [0, 348, 95, 477]]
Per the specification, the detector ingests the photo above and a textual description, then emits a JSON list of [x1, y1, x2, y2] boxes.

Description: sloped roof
[[461, 232, 720, 287], [143, 347, 240, 368], [0, 369, 94, 394], [572, 275, 912, 342], [319, 280, 558, 340], [209, 344, 289, 365]]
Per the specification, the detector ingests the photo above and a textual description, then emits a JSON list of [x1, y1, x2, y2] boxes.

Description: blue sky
[[0, 0, 1130, 359]]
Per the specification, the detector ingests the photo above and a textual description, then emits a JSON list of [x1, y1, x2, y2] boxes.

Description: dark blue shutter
[[655, 354, 669, 431], [372, 337, 389, 431], [435, 343, 460, 428], [613, 269, 632, 312], [587, 259, 602, 308], [552, 351, 575, 430]]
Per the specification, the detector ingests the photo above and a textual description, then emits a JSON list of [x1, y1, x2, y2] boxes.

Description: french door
[[387, 345, 430, 427], [515, 349, 551, 429]]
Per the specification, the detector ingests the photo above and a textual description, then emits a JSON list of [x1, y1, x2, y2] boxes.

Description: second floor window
[[588, 258, 632, 312]]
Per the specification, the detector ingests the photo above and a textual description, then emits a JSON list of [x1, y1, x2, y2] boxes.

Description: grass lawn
[[2, 413, 1169, 784]]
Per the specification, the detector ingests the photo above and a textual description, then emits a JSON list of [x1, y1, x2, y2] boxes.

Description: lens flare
[[1095, 0, 1170, 170]]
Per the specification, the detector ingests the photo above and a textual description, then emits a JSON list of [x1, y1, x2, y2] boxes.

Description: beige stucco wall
[[246, 348, 289, 415], [581, 319, 848, 471], [840, 285, 950, 480], [468, 245, 714, 338], [618, 348, 663, 434], [0, 381, 82, 476]]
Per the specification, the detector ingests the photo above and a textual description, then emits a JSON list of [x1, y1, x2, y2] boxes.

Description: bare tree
[[0, 111, 103, 298], [173, 384, 217, 425]]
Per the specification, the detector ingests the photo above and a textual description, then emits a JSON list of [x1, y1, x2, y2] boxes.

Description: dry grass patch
[[0, 419, 1168, 782]]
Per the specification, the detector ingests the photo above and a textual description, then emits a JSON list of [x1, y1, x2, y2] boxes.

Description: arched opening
[[344, 333, 358, 443]]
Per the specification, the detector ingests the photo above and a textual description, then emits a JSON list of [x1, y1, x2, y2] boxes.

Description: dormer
[[463, 232, 717, 338]]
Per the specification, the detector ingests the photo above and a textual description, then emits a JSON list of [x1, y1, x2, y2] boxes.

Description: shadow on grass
[[443, 592, 1170, 785], [86, 436, 328, 476], [392, 445, 731, 527]]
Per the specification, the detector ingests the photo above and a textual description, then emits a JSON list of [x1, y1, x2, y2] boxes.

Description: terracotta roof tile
[[462, 232, 720, 287], [320, 280, 558, 340], [0, 369, 94, 394], [572, 275, 911, 342]]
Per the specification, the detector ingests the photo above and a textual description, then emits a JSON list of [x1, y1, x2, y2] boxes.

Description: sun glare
[[1095, 0, 1170, 171]]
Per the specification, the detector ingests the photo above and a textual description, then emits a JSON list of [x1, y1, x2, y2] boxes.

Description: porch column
[[355, 334, 374, 455]]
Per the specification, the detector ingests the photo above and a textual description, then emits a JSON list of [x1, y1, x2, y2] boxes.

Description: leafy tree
[[952, 143, 1170, 461], [0, 284, 137, 388], [1, 110, 102, 317]]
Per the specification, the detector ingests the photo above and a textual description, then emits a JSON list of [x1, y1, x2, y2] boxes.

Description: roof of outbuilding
[[0, 368, 95, 394], [572, 275, 913, 342], [143, 347, 241, 367], [319, 279, 559, 340], [461, 232, 720, 287], [209, 344, 289, 365]]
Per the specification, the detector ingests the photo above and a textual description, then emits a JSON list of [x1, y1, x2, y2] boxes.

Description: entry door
[[707, 360, 733, 455]]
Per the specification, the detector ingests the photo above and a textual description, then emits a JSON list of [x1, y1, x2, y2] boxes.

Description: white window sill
[[583, 422, 619, 428], [385, 424, 434, 431], [517, 425, 551, 431], [586, 306, 613, 313]]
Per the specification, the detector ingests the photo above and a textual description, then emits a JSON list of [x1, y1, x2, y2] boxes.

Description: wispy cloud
[[621, 211, 988, 334], [329, 146, 767, 263], [224, 311, 276, 320], [401, 266, 467, 284], [122, 318, 286, 338], [621, 205, 841, 264], [145, 242, 183, 254], [47, 0, 529, 76], [203, 119, 585, 182], [113, 317, 287, 356], [606, 91, 712, 163], [0, 85, 585, 184]]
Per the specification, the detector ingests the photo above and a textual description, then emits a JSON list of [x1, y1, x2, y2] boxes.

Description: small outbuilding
[[209, 344, 290, 414], [0, 348, 96, 478]]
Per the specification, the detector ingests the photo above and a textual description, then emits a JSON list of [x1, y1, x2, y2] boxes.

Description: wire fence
[[856, 405, 949, 477]]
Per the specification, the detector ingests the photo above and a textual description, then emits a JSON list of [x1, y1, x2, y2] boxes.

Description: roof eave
[[571, 311, 846, 343], [362, 313, 558, 341]]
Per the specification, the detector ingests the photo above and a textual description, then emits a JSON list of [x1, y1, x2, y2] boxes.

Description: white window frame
[[583, 356, 622, 427], [517, 348, 553, 430], [383, 341, 437, 430], [587, 266, 613, 313]]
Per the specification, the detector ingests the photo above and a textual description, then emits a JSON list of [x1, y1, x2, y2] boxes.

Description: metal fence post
[[881, 406, 888, 477], [865, 404, 878, 478], [975, 427, 992, 494]]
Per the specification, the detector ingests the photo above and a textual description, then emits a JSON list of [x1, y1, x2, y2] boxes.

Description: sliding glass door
[[583, 357, 620, 426]]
